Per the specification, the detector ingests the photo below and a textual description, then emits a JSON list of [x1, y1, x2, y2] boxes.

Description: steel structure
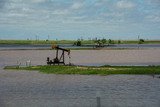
[[47, 45, 70, 65]]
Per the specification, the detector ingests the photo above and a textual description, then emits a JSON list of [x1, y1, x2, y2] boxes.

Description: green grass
[[4, 65, 160, 75], [119, 40, 160, 44], [0, 40, 160, 45], [0, 40, 75, 45]]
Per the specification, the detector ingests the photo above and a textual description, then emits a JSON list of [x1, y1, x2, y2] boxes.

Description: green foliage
[[101, 38, 107, 44], [108, 39, 114, 45], [73, 40, 82, 46], [94, 38, 107, 47], [138, 39, 145, 44], [118, 40, 121, 44], [4, 65, 160, 75]]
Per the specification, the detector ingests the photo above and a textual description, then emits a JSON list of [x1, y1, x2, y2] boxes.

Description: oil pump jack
[[47, 45, 71, 65]]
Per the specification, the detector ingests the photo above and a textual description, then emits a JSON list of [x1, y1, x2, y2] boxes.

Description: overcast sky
[[0, 0, 160, 40]]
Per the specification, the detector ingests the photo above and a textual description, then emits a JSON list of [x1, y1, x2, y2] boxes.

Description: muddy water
[[0, 44, 160, 50], [0, 49, 160, 107], [0, 49, 160, 66], [71, 49, 160, 66], [0, 69, 160, 107]]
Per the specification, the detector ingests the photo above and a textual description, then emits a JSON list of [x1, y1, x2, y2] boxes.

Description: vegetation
[[101, 38, 107, 45], [108, 39, 114, 45], [138, 39, 145, 44], [73, 39, 82, 46], [0, 39, 160, 45], [4, 65, 160, 75], [0, 40, 75, 45], [118, 40, 121, 44], [119, 40, 160, 44], [94, 38, 107, 47]]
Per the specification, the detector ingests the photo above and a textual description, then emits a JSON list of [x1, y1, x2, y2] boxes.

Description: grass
[[0, 40, 160, 45], [4, 65, 160, 75], [120, 40, 160, 44], [0, 40, 75, 45]]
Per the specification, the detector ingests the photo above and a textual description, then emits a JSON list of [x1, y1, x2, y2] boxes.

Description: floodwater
[[0, 49, 160, 107], [0, 44, 160, 50], [0, 49, 160, 66], [0, 69, 160, 107]]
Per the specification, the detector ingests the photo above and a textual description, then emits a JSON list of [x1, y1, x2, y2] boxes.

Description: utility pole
[[35, 35, 38, 41], [138, 35, 140, 49], [48, 35, 50, 41]]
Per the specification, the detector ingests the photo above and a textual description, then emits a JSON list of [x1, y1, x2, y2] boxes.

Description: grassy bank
[[0, 40, 160, 45], [4, 65, 160, 75], [0, 40, 75, 45]]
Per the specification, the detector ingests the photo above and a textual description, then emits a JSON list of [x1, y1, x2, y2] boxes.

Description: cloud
[[147, 0, 160, 6], [31, 0, 47, 3], [52, 9, 69, 15], [0, 0, 157, 25], [146, 14, 160, 22], [116, 0, 135, 9], [0, 0, 160, 40], [9, 0, 47, 3], [0, 0, 6, 9], [71, 2, 83, 9]]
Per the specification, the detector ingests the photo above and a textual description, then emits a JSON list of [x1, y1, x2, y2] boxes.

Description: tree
[[73, 39, 82, 46], [138, 39, 145, 44], [108, 39, 114, 45], [76, 40, 82, 46], [94, 39, 102, 47], [101, 38, 107, 45], [108, 39, 112, 45], [94, 38, 107, 47], [118, 40, 121, 44]]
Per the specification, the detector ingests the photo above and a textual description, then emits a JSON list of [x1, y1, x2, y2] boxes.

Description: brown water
[[0, 49, 160, 66], [0, 44, 160, 50]]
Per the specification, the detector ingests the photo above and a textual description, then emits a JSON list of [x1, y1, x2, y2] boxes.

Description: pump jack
[[47, 45, 70, 65]]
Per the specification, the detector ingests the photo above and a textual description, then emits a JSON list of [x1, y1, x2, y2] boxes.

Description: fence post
[[96, 97, 101, 107], [96, 91, 101, 107], [26, 60, 31, 67]]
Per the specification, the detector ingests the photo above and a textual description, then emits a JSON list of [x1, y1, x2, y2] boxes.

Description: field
[[0, 39, 160, 45], [0, 40, 74, 44]]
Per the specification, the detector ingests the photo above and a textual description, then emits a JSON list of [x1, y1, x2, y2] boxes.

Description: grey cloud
[[0, 0, 160, 26], [0, 0, 6, 9], [147, 0, 160, 6]]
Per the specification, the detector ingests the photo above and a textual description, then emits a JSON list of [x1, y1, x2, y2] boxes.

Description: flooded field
[[0, 69, 160, 107], [0, 49, 160, 67], [0, 49, 160, 107]]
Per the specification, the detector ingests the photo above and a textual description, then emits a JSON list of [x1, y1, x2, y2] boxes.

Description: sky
[[0, 0, 160, 40]]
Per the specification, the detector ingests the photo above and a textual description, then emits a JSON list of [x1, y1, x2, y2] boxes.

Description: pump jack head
[[52, 44, 58, 49]]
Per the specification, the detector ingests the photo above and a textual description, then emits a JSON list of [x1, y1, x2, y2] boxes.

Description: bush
[[108, 39, 114, 45], [73, 40, 82, 46], [139, 39, 145, 44], [118, 40, 121, 44]]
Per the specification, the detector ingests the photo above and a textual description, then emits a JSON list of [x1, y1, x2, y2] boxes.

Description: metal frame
[[47, 46, 70, 65]]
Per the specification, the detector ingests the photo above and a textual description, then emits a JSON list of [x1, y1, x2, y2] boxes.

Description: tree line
[[73, 38, 145, 47]]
